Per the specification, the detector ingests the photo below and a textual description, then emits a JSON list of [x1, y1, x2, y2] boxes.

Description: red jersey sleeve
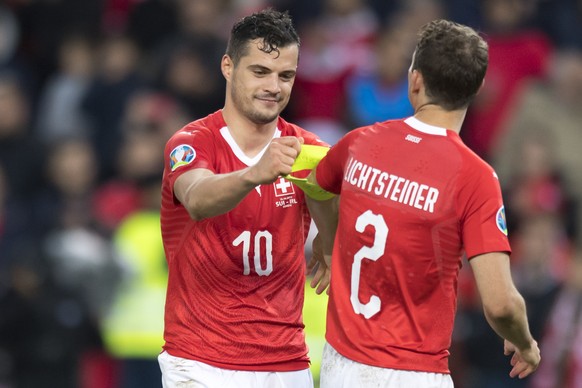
[[459, 161, 511, 259], [315, 129, 359, 194], [163, 125, 215, 195]]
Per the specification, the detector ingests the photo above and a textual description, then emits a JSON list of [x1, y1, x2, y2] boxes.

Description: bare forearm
[[179, 168, 258, 220], [470, 253, 536, 351], [483, 292, 534, 351]]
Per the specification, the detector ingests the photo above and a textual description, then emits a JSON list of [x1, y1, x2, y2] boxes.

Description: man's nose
[[263, 73, 281, 94]]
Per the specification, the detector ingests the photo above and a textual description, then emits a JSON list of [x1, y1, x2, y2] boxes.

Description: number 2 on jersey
[[233, 230, 273, 276], [351, 210, 388, 319]]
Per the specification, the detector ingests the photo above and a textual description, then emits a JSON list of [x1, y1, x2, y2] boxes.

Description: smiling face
[[222, 39, 298, 125]]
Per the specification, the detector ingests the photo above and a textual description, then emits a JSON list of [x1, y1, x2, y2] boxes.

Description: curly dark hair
[[225, 8, 300, 65], [412, 19, 488, 110]]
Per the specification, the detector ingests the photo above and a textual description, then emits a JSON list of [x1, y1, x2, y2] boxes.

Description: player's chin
[[250, 108, 280, 124]]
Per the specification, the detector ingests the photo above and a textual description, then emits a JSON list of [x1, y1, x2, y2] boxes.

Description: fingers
[[308, 259, 331, 295], [272, 136, 302, 154], [306, 255, 317, 274], [310, 265, 323, 288], [268, 137, 301, 174], [311, 265, 330, 295], [251, 137, 302, 184], [509, 361, 536, 379], [506, 340, 540, 380]]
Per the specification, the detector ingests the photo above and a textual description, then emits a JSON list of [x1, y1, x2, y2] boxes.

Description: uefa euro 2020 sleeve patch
[[496, 206, 508, 236], [170, 144, 196, 171]]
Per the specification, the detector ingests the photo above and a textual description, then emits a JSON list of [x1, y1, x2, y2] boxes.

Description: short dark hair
[[225, 8, 300, 65], [411, 19, 488, 110]]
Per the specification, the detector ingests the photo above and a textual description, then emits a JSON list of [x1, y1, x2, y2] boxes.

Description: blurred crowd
[[0, 0, 582, 387]]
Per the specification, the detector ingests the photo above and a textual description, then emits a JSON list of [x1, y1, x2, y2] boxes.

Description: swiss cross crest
[[273, 177, 298, 208], [273, 177, 295, 197]]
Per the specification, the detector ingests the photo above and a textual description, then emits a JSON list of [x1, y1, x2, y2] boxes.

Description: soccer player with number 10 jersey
[[159, 9, 329, 388]]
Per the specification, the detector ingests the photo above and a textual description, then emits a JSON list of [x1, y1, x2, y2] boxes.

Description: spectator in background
[[120, 89, 189, 143], [35, 33, 95, 143], [461, 0, 552, 160], [531, 254, 582, 388], [126, 0, 177, 55], [146, 0, 230, 122], [82, 34, 145, 181], [0, 162, 32, 281], [0, 136, 120, 388], [151, 0, 229, 70], [345, 21, 414, 127], [454, 214, 569, 388], [0, 4, 34, 91], [492, 50, 582, 242], [8, 0, 102, 90], [535, 0, 582, 50], [502, 133, 576, 283], [100, 173, 166, 388], [454, 128, 575, 387], [288, 0, 380, 144], [343, 0, 445, 128], [0, 74, 44, 200], [511, 214, 569, 335], [37, 136, 123, 323], [155, 40, 225, 120], [92, 90, 182, 233]]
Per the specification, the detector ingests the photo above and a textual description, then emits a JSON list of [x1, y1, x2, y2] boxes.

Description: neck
[[413, 103, 467, 134], [221, 106, 277, 156]]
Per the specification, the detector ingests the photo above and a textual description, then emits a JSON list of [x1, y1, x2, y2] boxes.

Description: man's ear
[[410, 69, 423, 96], [221, 54, 233, 81]]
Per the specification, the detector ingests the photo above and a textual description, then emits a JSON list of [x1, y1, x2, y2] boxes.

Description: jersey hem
[[327, 339, 451, 375], [164, 348, 310, 372]]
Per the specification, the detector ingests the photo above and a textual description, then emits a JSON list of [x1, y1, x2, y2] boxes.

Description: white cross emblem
[[274, 177, 295, 197]]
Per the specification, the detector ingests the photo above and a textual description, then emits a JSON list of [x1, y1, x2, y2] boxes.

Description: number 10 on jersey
[[233, 230, 273, 276]]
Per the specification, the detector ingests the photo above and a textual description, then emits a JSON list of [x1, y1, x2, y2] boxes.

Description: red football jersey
[[315, 117, 511, 374], [160, 110, 325, 371]]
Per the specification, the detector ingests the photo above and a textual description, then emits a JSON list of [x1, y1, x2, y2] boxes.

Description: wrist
[[240, 166, 261, 188]]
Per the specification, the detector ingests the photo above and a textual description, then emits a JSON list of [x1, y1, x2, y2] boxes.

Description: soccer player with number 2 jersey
[[158, 9, 329, 388], [304, 19, 541, 388]]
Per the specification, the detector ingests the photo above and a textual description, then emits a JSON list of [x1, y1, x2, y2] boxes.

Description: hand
[[504, 339, 541, 379], [248, 137, 303, 185], [307, 234, 331, 295]]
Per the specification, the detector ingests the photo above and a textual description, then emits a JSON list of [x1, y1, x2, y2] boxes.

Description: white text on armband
[[344, 157, 439, 213]]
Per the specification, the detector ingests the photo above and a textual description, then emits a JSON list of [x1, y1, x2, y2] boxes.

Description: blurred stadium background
[[1, 0, 582, 387]]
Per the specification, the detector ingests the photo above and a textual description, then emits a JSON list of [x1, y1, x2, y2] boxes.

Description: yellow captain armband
[[284, 144, 336, 201]]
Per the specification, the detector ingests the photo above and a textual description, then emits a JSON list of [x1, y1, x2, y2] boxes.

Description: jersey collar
[[404, 116, 447, 136], [219, 126, 282, 166]]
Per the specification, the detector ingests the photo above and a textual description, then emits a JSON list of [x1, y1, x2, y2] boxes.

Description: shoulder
[[343, 119, 402, 143], [166, 112, 223, 148], [277, 116, 329, 146], [451, 138, 504, 198], [449, 133, 496, 173]]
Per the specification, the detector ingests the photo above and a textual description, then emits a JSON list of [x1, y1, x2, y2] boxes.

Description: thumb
[[504, 341, 515, 356], [298, 136, 304, 145]]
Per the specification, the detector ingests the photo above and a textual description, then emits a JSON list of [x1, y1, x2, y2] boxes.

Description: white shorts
[[320, 342, 454, 388], [158, 351, 313, 388]]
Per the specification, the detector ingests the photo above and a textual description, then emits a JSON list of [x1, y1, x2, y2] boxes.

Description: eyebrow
[[247, 64, 296, 76], [248, 64, 272, 72]]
